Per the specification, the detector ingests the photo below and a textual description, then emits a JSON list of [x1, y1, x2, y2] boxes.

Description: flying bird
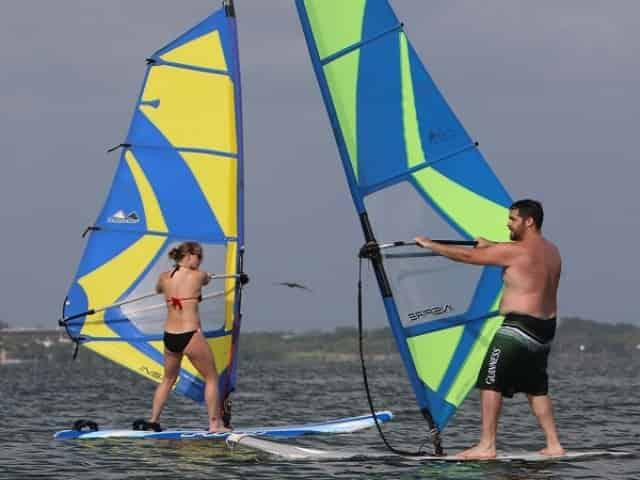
[[273, 282, 313, 292]]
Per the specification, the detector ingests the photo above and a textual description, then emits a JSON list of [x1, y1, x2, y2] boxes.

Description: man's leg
[[456, 389, 502, 459], [527, 394, 565, 456]]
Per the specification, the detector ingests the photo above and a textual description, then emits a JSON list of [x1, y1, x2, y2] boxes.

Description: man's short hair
[[510, 199, 543, 230]]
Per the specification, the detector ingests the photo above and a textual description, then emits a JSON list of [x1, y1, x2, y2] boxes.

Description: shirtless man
[[148, 241, 229, 433], [415, 199, 564, 459]]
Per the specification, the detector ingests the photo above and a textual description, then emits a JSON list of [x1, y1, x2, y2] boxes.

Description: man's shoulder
[[491, 240, 525, 253], [541, 237, 560, 255], [473, 240, 524, 266]]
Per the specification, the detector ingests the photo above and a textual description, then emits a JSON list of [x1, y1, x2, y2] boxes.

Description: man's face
[[507, 209, 526, 241]]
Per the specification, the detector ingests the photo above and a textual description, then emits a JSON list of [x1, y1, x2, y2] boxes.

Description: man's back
[[500, 236, 561, 319]]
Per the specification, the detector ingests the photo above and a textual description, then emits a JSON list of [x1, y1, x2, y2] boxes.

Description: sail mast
[[224, 0, 235, 18]]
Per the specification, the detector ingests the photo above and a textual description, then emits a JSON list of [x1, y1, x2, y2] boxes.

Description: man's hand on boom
[[414, 235, 478, 264], [415, 235, 514, 267], [474, 237, 495, 248], [414, 235, 434, 249]]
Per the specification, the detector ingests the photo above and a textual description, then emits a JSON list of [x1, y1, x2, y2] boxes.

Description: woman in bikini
[[147, 241, 229, 433]]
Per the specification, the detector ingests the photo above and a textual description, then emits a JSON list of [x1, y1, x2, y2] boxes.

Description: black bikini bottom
[[163, 330, 196, 354]]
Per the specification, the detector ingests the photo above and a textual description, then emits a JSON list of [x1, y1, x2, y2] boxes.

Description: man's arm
[[475, 236, 497, 248], [415, 236, 519, 267]]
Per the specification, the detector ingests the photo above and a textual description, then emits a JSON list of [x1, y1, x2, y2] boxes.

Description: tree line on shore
[[1, 317, 638, 363]]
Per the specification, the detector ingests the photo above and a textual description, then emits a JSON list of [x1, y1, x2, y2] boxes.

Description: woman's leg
[[150, 349, 182, 424], [184, 331, 228, 432]]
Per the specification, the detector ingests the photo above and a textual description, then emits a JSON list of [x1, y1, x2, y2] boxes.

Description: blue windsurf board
[[54, 410, 392, 440]]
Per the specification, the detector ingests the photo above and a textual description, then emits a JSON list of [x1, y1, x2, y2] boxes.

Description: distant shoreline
[[1, 317, 638, 365]]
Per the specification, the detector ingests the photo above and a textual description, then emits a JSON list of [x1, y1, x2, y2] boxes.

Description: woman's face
[[186, 250, 203, 269]]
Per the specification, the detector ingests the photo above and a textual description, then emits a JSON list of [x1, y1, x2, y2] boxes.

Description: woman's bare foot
[[208, 426, 231, 434], [455, 444, 497, 460], [539, 444, 565, 457], [208, 420, 232, 434]]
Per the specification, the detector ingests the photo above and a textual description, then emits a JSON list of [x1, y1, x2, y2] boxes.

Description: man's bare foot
[[539, 445, 565, 457], [455, 444, 497, 460]]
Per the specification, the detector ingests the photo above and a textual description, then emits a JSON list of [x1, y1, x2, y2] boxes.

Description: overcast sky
[[1, 1, 638, 331]]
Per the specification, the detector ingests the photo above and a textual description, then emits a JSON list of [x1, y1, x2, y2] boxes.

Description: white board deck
[[227, 435, 631, 462], [53, 410, 392, 440]]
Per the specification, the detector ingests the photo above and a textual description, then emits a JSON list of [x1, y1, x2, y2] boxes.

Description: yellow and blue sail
[[61, 3, 245, 405], [296, 0, 513, 431]]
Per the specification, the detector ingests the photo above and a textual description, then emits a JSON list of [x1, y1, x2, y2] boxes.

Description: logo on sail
[[108, 210, 140, 224], [427, 128, 456, 144], [408, 304, 454, 322], [140, 365, 162, 381]]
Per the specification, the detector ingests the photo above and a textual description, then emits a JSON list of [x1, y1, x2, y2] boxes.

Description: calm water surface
[[0, 349, 638, 479]]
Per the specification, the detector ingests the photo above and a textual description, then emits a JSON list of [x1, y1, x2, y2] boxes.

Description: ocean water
[[0, 350, 638, 479]]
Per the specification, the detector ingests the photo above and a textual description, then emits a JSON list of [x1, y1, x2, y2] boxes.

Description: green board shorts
[[476, 313, 556, 398]]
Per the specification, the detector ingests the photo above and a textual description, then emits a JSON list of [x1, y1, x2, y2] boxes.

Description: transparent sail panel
[[364, 181, 483, 329]]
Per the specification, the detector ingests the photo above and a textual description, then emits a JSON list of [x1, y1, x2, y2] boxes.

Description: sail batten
[[149, 59, 231, 77], [118, 144, 240, 157], [61, 6, 245, 408], [81, 228, 239, 244], [404, 310, 502, 338], [296, 0, 512, 432], [320, 23, 403, 65], [358, 143, 481, 197], [73, 328, 231, 343]]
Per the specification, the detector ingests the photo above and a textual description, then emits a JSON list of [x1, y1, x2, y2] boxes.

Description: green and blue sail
[[61, 4, 245, 406], [296, 0, 513, 431]]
